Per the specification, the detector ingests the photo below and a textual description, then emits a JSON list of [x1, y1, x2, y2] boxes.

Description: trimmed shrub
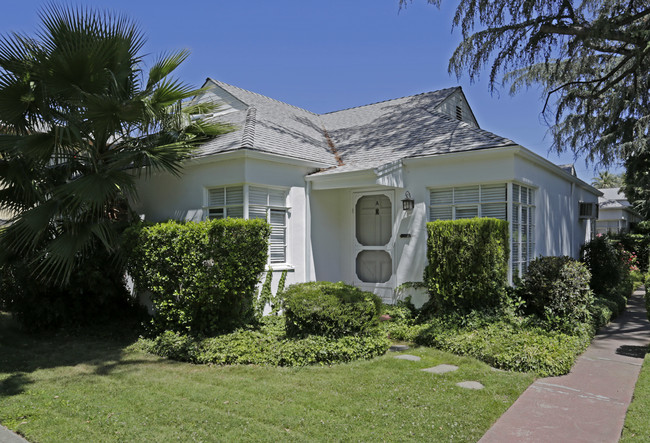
[[517, 256, 593, 333], [125, 218, 270, 336], [421, 218, 509, 316], [581, 235, 627, 296], [283, 281, 382, 338]]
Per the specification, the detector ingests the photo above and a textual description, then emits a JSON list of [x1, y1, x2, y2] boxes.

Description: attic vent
[[455, 105, 463, 121], [579, 202, 598, 219]]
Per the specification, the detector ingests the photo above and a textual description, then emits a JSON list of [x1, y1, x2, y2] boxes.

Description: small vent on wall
[[455, 105, 463, 121]]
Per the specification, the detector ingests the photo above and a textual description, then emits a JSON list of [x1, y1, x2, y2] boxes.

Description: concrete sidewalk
[[480, 288, 650, 443], [0, 425, 28, 443]]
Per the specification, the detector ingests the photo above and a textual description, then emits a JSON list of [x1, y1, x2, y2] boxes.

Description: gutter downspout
[[304, 180, 313, 282]]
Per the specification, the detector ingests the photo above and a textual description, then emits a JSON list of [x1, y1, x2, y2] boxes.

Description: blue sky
[[0, 0, 620, 183]]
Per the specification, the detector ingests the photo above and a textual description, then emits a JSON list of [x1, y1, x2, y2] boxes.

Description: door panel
[[353, 192, 394, 288]]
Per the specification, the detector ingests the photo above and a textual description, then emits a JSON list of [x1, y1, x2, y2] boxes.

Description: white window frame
[[205, 184, 290, 266], [510, 183, 536, 278], [428, 184, 508, 221]]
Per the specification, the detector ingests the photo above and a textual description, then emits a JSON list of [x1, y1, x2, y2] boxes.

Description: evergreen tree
[[402, 0, 649, 167]]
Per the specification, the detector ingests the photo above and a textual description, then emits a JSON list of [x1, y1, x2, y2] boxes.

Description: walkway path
[[0, 425, 28, 443], [480, 288, 650, 443]]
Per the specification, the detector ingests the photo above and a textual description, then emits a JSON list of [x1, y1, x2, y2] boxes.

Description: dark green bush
[[517, 256, 593, 332], [421, 218, 509, 316], [283, 281, 382, 338], [0, 247, 134, 331], [581, 235, 627, 296], [125, 219, 270, 336], [137, 317, 390, 366]]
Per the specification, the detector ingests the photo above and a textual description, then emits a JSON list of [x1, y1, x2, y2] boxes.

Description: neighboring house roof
[[598, 187, 635, 210], [195, 79, 517, 175]]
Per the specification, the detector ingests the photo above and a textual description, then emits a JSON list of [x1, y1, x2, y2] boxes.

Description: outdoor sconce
[[401, 191, 415, 211]]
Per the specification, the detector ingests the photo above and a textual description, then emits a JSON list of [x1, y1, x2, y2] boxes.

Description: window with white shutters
[[512, 184, 535, 277], [428, 184, 507, 221], [206, 185, 288, 264]]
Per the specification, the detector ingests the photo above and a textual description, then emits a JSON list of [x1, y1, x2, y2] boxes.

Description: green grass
[[0, 312, 533, 442], [621, 350, 650, 441]]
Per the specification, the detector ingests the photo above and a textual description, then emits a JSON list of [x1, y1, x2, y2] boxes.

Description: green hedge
[[125, 219, 270, 336], [517, 256, 593, 333], [283, 281, 382, 338], [421, 218, 509, 316]]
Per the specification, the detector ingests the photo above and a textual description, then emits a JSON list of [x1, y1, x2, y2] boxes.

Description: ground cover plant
[[136, 282, 389, 367], [0, 312, 533, 442], [135, 316, 391, 366]]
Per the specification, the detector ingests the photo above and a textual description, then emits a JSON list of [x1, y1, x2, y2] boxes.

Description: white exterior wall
[[135, 146, 598, 304], [513, 154, 596, 258], [134, 154, 316, 292], [307, 147, 599, 303]]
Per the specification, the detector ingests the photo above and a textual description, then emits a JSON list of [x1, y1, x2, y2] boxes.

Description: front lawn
[[0, 313, 533, 442], [621, 344, 650, 440]]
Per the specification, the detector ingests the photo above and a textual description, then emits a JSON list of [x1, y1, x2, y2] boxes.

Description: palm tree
[[591, 171, 624, 189], [0, 5, 230, 284]]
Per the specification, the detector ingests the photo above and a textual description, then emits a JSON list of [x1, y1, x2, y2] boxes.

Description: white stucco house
[[595, 188, 642, 234], [134, 79, 600, 303]]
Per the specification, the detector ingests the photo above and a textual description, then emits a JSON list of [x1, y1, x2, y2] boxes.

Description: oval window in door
[[355, 250, 392, 283], [355, 194, 391, 246]]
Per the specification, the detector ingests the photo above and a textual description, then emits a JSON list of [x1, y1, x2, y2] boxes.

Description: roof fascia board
[[187, 148, 332, 169], [513, 147, 602, 196]]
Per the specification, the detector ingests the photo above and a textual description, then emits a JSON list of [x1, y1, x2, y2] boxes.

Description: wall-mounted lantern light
[[401, 191, 415, 211]]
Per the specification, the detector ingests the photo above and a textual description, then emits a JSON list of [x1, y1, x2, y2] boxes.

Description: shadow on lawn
[[0, 312, 148, 397]]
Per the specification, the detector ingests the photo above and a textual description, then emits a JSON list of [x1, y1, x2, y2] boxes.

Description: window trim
[[204, 183, 291, 266]]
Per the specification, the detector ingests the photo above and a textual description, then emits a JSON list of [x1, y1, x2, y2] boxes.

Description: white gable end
[[435, 89, 479, 128]]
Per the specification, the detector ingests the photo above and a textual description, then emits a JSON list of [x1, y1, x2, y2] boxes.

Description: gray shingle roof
[[197, 79, 336, 165], [598, 187, 632, 208], [196, 79, 517, 174]]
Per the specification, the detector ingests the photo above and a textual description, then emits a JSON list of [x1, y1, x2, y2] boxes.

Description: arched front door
[[352, 191, 394, 290]]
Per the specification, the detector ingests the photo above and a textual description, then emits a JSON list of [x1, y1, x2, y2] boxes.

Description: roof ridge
[[241, 107, 257, 149], [206, 78, 319, 116], [321, 87, 460, 115]]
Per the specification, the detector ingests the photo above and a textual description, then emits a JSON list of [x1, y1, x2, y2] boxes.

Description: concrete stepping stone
[[457, 381, 484, 390], [394, 354, 421, 361], [389, 344, 410, 352], [421, 364, 458, 374]]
